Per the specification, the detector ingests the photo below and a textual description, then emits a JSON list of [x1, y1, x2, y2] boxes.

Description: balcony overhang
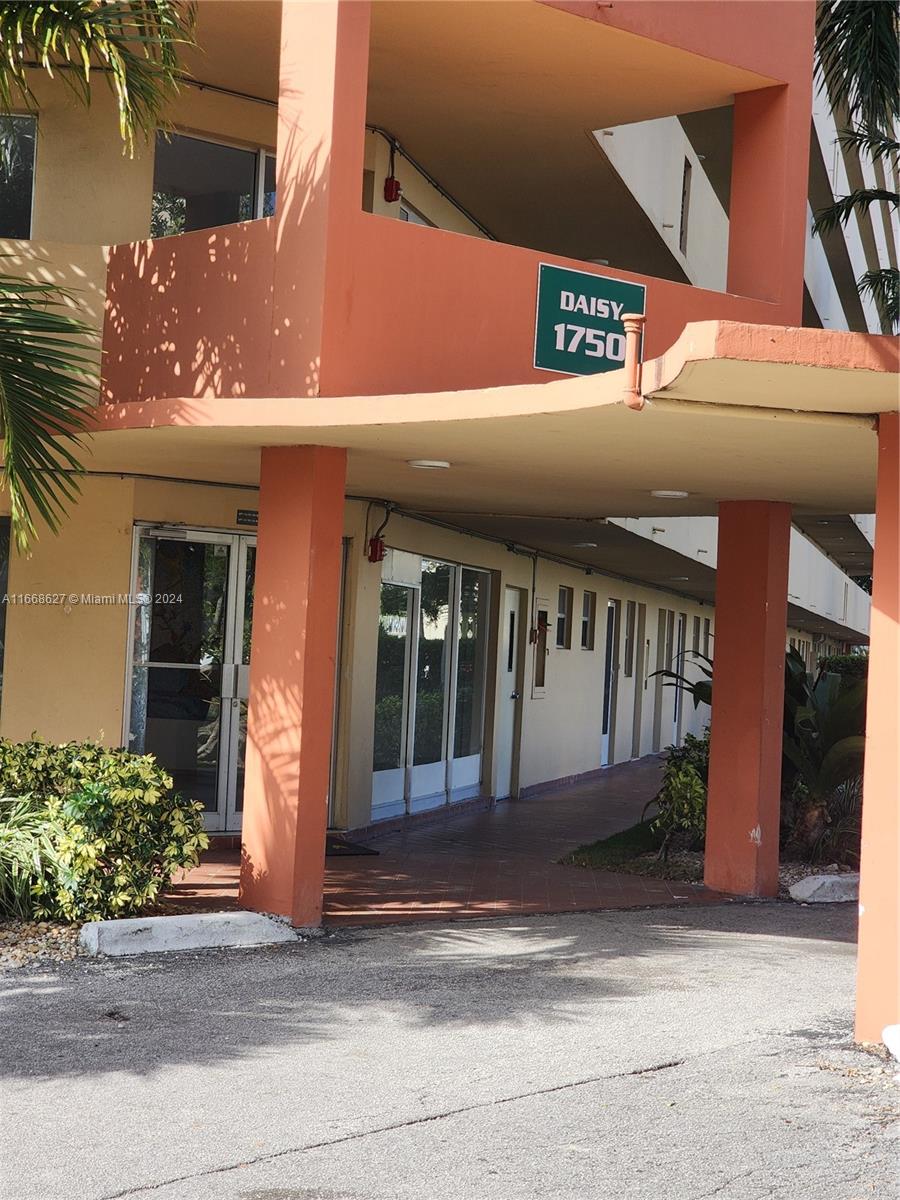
[[90, 323, 897, 530], [793, 513, 875, 576], [366, 0, 779, 264]]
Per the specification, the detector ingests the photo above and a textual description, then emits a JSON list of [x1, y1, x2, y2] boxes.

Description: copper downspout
[[621, 313, 646, 410]]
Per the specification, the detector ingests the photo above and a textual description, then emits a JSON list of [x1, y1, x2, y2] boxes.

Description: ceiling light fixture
[[651, 489, 689, 500], [407, 459, 451, 470], [573, 541, 599, 548]]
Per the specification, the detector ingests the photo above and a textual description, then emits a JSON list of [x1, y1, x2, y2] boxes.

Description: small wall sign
[[236, 509, 259, 527], [533, 263, 646, 376]]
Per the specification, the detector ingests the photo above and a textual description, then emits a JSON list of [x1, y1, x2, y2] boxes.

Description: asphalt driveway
[[2, 903, 896, 1200]]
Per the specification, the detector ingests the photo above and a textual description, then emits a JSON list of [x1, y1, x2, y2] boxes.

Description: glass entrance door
[[127, 527, 256, 833], [371, 556, 491, 822]]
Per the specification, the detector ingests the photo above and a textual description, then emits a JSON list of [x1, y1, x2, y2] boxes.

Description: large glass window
[[556, 586, 573, 648], [372, 583, 413, 771], [0, 116, 36, 238], [580, 590, 596, 651], [129, 538, 230, 812], [150, 132, 275, 237], [372, 557, 491, 816], [454, 569, 490, 758], [413, 560, 453, 766]]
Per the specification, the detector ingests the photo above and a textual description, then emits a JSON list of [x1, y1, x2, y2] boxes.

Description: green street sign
[[533, 263, 646, 376]]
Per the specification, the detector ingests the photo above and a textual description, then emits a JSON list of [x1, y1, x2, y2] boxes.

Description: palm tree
[[0, 1, 196, 551], [813, 2, 899, 332]]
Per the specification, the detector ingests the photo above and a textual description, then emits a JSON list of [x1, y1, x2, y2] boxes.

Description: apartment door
[[371, 557, 491, 821], [601, 599, 620, 765], [126, 526, 256, 833], [495, 587, 523, 800]]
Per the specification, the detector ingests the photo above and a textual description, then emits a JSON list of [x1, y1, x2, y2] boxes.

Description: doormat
[[325, 833, 379, 857]]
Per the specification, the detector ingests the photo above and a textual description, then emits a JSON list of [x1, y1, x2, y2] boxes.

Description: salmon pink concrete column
[[270, 0, 370, 399], [727, 81, 811, 322], [704, 501, 792, 897], [856, 413, 899, 1044], [239, 445, 347, 927]]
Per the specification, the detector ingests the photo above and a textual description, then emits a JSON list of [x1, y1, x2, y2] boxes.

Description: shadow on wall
[[101, 125, 330, 404], [0, 902, 856, 1083]]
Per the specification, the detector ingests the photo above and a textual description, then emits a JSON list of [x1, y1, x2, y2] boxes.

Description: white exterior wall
[[610, 516, 870, 639], [592, 118, 728, 291], [335, 503, 868, 832], [810, 89, 883, 332], [805, 200, 855, 329], [335, 502, 722, 830], [852, 514, 876, 546]]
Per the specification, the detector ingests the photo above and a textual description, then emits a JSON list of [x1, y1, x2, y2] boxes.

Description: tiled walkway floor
[[165, 756, 728, 924]]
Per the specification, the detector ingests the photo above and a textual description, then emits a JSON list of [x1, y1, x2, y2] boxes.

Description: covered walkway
[[166, 758, 728, 924]]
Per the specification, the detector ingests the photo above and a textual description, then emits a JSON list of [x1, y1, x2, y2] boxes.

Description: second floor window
[[150, 132, 276, 238], [556, 586, 573, 649], [0, 115, 36, 239]]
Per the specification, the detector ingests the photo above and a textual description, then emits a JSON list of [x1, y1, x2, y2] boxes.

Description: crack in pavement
[[98, 1030, 872, 1200], [98, 1057, 687, 1199]]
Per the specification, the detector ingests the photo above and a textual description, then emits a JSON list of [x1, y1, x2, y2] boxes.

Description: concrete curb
[[79, 911, 300, 957]]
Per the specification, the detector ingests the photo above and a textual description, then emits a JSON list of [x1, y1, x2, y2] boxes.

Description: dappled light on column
[[239, 445, 347, 926]]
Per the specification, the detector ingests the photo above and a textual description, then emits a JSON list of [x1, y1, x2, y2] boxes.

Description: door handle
[[510, 691, 520, 700]]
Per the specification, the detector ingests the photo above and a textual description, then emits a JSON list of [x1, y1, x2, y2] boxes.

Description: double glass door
[[372, 556, 490, 821], [127, 527, 255, 832]]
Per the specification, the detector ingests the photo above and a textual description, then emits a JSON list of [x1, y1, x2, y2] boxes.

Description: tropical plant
[[0, 795, 59, 918], [0, 737, 207, 920], [652, 650, 712, 710], [642, 728, 709, 859], [813, 1, 900, 331], [0, 1, 196, 154], [782, 667, 866, 858], [0, 272, 97, 551], [809, 775, 863, 866], [0, 1, 196, 550], [645, 762, 706, 861], [654, 649, 867, 862]]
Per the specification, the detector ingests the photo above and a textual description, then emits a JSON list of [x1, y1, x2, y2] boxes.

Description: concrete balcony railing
[[101, 219, 276, 405], [99, 208, 804, 406]]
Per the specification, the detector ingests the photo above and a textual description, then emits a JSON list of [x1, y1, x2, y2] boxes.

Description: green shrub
[[643, 729, 709, 859], [0, 738, 208, 921], [663, 728, 710, 786], [817, 653, 868, 680], [646, 763, 707, 859]]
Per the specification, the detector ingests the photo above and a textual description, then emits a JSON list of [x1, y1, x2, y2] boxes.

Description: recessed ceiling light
[[573, 541, 599, 548], [651, 489, 689, 500], [670, 576, 690, 581], [407, 459, 451, 470]]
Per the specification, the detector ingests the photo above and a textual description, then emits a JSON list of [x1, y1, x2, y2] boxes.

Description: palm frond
[[812, 187, 899, 235], [815, 1, 900, 131], [0, 272, 98, 552], [836, 127, 900, 161], [0, 795, 58, 919], [858, 267, 900, 332], [0, 1, 197, 154]]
